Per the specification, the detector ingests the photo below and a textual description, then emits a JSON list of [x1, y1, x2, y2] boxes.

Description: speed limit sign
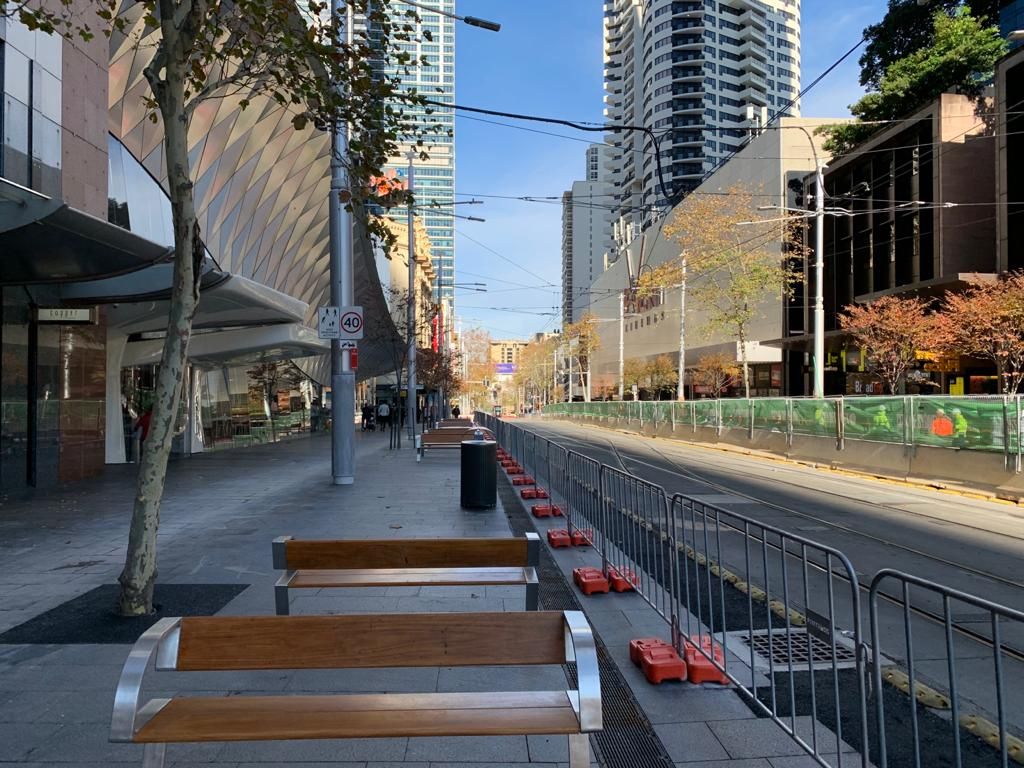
[[338, 306, 364, 340]]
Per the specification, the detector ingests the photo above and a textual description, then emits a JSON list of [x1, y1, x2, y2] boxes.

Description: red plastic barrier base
[[506, 467, 524, 475], [532, 504, 563, 518], [570, 528, 594, 547], [683, 636, 729, 685], [533, 488, 549, 499], [572, 567, 610, 595], [511, 475, 535, 486], [606, 566, 639, 593], [629, 637, 673, 666], [640, 646, 688, 684], [547, 529, 571, 548], [521, 488, 539, 500]]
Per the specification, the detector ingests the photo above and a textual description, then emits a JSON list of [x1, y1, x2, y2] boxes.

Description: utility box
[[460, 439, 497, 509]]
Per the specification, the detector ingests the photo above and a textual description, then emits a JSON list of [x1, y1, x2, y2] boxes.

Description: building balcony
[[740, 24, 767, 46], [739, 69, 767, 89], [737, 8, 768, 31]]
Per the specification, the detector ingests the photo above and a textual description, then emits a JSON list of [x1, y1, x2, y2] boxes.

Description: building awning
[[854, 273, 998, 304], [62, 265, 308, 335], [123, 323, 328, 369], [0, 178, 171, 285]]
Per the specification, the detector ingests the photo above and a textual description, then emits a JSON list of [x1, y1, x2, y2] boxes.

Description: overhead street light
[[400, 0, 501, 32]]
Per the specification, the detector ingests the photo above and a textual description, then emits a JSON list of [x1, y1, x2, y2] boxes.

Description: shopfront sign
[[36, 307, 95, 324]]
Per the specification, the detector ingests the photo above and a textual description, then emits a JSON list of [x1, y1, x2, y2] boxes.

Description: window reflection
[[106, 135, 174, 247]]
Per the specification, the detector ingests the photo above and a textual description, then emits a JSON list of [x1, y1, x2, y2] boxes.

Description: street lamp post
[[406, 150, 417, 440], [677, 255, 687, 402], [329, 1, 355, 486]]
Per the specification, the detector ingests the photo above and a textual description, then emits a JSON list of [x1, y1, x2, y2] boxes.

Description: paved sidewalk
[[0, 427, 862, 767]]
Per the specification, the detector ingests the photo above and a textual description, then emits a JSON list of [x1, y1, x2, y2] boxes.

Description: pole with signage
[[326, 2, 356, 485]]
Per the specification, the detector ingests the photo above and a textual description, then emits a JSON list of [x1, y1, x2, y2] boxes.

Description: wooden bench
[[438, 418, 474, 428], [272, 534, 540, 614], [110, 611, 601, 768], [418, 426, 494, 458]]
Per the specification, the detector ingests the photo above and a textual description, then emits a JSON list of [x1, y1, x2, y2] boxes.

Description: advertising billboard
[[494, 363, 517, 375]]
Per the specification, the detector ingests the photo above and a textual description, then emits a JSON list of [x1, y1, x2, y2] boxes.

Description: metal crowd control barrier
[[565, 452, 603, 549], [670, 493, 870, 768], [869, 570, 1024, 768], [600, 466, 677, 626]]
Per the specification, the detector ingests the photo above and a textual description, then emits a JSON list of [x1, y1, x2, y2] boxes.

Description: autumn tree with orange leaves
[[839, 296, 937, 394], [935, 273, 1024, 394]]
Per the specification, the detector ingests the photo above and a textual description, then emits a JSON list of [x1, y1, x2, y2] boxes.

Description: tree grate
[[741, 629, 857, 668], [498, 476, 675, 768]]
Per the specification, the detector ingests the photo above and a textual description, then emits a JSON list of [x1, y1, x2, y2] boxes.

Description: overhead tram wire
[[456, 229, 558, 288], [425, 99, 675, 206]]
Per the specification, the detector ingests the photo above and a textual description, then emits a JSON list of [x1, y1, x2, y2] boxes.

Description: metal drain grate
[[498, 476, 676, 768], [740, 629, 857, 668]]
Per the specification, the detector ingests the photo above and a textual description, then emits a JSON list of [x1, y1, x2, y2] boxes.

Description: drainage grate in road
[[740, 629, 857, 669], [498, 475, 676, 768]]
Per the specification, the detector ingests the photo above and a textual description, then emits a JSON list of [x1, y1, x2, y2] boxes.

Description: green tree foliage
[[859, 0, 1004, 90], [822, 8, 1006, 156]]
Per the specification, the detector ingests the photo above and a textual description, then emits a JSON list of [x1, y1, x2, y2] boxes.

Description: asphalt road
[[511, 416, 1024, 760]]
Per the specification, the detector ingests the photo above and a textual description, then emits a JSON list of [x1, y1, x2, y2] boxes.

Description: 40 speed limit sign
[[318, 306, 364, 340]]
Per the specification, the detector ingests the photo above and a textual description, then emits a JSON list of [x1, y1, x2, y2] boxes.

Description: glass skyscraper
[[381, 1, 456, 304]]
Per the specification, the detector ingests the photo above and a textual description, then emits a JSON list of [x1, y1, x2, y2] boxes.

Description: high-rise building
[[603, 0, 802, 247], [379, 1, 456, 304], [561, 145, 612, 328]]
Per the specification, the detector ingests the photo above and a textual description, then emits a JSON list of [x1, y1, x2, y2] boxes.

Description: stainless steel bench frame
[[272, 532, 541, 615], [110, 611, 601, 768]]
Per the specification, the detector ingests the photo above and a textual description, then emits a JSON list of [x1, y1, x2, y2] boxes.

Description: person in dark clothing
[[451, 404, 461, 419]]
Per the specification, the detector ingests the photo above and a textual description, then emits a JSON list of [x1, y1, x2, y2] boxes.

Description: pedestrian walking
[[310, 398, 322, 432], [451, 404, 461, 419], [377, 400, 391, 432]]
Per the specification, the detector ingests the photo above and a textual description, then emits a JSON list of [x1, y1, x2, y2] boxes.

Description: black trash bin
[[460, 438, 497, 509]]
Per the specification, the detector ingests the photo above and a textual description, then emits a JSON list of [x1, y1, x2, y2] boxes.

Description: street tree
[[822, 8, 1006, 156], [859, 0, 1004, 91], [641, 186, 799, 398], [622, 357, 649, 396], [838, 296, 935, 394], [418, 346, 463, 411], [564, 314, 602, 402], [513, 336, 556, 407], [246, 362, 307, 441], [2, 0, 432, 615], [935, 273, 1024, 394], [646, 355, 678, 399], [692, 353, 741, 397], [460, 328, 493, 412]]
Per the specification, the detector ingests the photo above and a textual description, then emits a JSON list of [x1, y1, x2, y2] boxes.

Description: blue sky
[[452, 0, 888, 340]]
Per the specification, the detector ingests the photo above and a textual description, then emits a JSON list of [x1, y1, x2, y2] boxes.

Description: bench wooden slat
[[289, 566, 531, 589], [176, 612, 566, 670], [134, 691, 580, 742], [284, 538, 527, 570]]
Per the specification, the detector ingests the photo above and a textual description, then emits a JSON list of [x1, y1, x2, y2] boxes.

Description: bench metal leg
[[524, 566, 539, 611], [568, 733, 590, 768], [275, 583, 291, 615], [142, 743, 166, 768]]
